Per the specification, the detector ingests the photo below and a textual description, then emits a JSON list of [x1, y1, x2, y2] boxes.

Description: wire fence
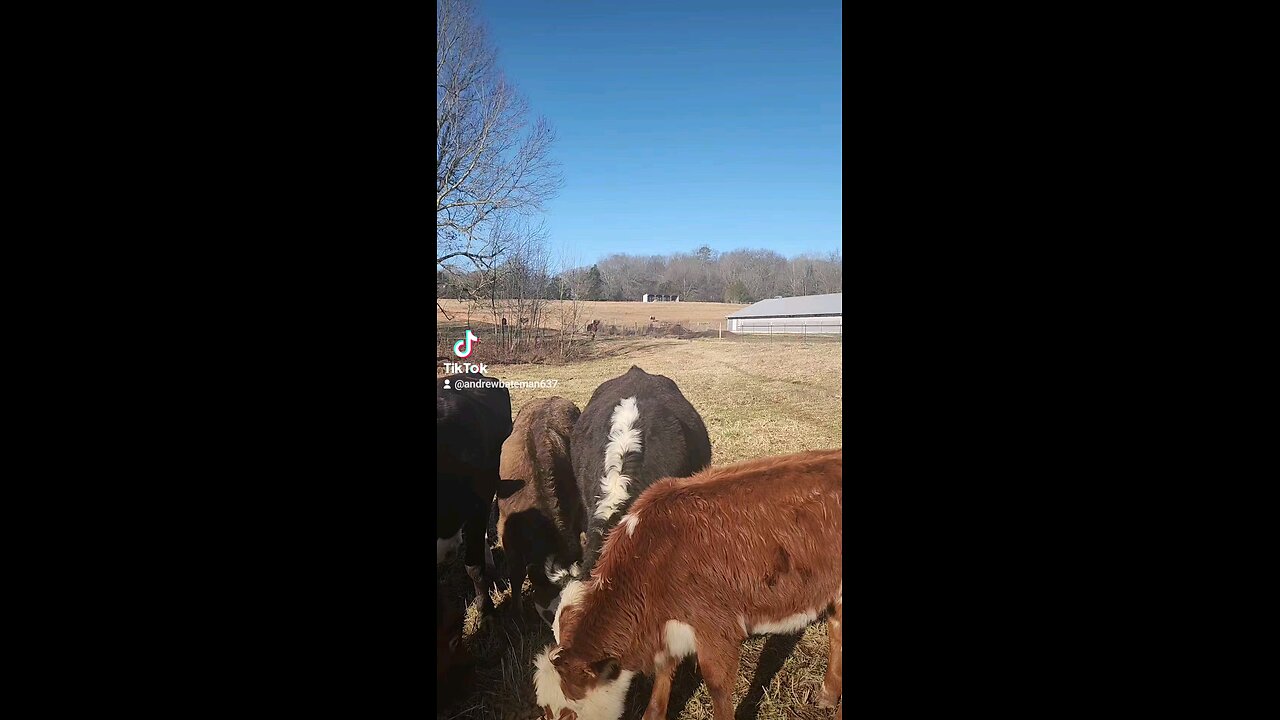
[[436, 321, 842, 360]]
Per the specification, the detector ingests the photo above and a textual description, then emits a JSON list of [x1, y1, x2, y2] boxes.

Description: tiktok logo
[[453, 329, 478, 358]]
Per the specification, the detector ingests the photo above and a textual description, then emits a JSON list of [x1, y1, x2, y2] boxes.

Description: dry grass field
[[436, 299, 749, 333], [438, 336, 842, 719]]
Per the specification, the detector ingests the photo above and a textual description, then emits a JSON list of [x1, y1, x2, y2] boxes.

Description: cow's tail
[[484, 491, 502, 582]]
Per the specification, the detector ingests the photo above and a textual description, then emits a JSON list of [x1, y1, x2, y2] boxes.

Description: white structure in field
[[641, 293, 680, 303], [725, 292, 842, 334]]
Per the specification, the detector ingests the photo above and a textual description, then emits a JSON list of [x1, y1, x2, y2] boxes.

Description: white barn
[[725, 292, 842, 334]]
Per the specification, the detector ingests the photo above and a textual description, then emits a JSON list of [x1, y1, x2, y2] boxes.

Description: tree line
[[437, 245, 842, 305]]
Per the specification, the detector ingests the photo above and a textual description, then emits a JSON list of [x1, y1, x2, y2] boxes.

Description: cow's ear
[[496, 479, 525, 499], [550, 646, 566, 667], [589, 657, 621, 682]]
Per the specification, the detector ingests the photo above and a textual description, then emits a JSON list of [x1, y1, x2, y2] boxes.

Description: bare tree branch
[[437, 0, 561, 295]]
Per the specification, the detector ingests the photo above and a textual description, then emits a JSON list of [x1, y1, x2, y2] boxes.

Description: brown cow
[[496, 397, 585, 625], [534, 449, 842, 720]]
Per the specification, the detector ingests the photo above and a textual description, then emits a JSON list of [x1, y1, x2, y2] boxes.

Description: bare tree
[[486, 223, 552, 354], [816, 250, 842, 293], [437, 0, 561, 317], [554, 249, 593, 359], [662, 253, 702, 298], [597, 254, 643, 301]]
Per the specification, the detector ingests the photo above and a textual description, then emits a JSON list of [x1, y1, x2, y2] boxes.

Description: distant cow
[[436, 587, 475, 713], [568, 365, 712, 583], [495, 397, 585, 626], [437, 372, 513, 615], [535, 449, 843, 720]]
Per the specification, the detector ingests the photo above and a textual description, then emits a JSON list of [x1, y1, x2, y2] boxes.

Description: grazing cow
[[436, 588, 475, 713], [437, 372, 513, 614], [567, 365, 712, 584], [534, 449, 843, 720], [496, 397, 585, 626]]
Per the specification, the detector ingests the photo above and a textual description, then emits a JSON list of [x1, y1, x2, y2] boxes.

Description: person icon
[[443, 378, 451, 390]]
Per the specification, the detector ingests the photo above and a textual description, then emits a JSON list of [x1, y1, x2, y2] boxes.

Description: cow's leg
[[819, 600, 843, 709], [436, 525, 463, 566], [484, 496, 500, 579], [463, 506, 493, 615], [505, 541, 527, 619], [642, 656, 677, 720], [697, 639, 741, 720], [528, 569, 562, 628]]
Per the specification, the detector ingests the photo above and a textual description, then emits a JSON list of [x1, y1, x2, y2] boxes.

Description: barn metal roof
[[726, 292, 842, 319]]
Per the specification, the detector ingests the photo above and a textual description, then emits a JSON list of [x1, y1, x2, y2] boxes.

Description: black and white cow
[[437, 372, 512, 614], [542, 366, 712, 636]]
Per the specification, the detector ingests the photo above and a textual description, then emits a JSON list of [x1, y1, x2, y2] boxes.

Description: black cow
[[569, 365, 712, 580], [437, 372, 512, 614]]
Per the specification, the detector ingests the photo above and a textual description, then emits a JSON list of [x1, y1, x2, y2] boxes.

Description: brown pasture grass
[[437, 338, 843, 720], [436, 299, 749, 332]]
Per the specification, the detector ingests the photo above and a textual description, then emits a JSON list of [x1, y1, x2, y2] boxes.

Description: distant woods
[[436, 246, 843, 304]]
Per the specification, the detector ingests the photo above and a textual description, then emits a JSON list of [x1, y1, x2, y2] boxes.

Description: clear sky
[[476, 0, 843, 269]]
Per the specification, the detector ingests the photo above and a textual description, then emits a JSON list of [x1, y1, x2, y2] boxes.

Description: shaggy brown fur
[[543, 448, 842, 720], [497, 397, 585, 621]]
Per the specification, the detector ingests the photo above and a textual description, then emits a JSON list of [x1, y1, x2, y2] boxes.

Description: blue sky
[[477, 0, 842, 269]]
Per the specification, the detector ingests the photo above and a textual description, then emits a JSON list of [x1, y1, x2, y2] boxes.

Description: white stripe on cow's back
[[593, 397, 642, 521]]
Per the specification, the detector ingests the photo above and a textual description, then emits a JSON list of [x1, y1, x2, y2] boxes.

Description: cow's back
[[498, 397, 583, 560], [437, 373, 512, 473], [436, 373, 512, 532], [570, 366, 711, 573]]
